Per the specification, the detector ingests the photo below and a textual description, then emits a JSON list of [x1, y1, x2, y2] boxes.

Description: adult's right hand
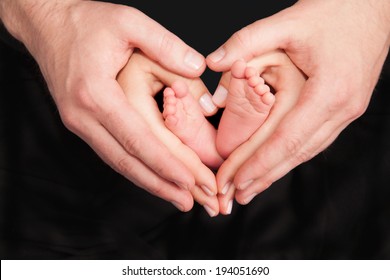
[[0, 0, 207, 211]]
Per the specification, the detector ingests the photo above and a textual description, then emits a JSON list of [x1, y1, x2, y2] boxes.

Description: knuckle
[[59, 105, 82, 133], [327, 89, 367, 121], [344, 100, 367, 120], [276, 131, 312, 164], [73, 85, 98, 113], [122, 136, 143, 156], [232, 26, 252, 50], [292, 149, 312, 165], [116, 156, 136, 177], [283, 134, 302, 157]]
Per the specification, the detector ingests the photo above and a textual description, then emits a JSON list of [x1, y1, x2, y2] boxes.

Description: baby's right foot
[[163, 81, 223, 169], [216, 60, 275, 158]]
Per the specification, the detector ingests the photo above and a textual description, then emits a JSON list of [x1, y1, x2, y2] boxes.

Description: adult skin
[[208, 0, 390, 210], [0, 0, 210, 212]]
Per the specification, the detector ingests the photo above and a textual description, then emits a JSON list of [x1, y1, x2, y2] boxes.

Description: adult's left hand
[[207, 0, 390, 209]]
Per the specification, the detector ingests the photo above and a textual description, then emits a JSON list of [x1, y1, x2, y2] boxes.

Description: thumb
[[206, 12, 291, 72], [127, 7, 206, 78]]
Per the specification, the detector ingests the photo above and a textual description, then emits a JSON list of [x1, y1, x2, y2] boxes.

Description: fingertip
[[170, 191, 194, 212], [199, 93, 218, 116], [211, 72, 231, 108], [207, 46, 226, 64], [212, 85, 228, 108], [184, 50, 207, 75], [218, 186, 235, 215], [234, 190, 257, 206], [225, 199, 233, 215], [206, 46, 235, 72], [203, 204, 218, 218]]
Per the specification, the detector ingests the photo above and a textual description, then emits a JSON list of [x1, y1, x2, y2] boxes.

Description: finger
[[137, 101, 220, 215], [231, 79, 347, 193], [71, 113, 195, 212], [234, 120, 349, 205], [215, 50, 304, 195], [217, 181, 236, 215], [124, 7, 206, 77], [134, 50, 218, 116], [211, 72, 231, 108], [95, 81, 196, 191], [117, 59, 219, 199], [206, 12, 291, 72], [191, 185, 220, 217]]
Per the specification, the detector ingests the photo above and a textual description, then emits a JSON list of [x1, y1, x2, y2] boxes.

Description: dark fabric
[[1, 0, 389, 259]]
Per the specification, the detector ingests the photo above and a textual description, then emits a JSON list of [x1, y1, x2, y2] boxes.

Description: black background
[[1, 0, 389, 259]]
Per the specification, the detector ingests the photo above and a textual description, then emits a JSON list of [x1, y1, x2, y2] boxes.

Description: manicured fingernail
[[209, 47, 226, 63], [184, 50, 204, 71], [201, 185, 215, 196], [204, 205, 217, 217], [238, 179, 253, 190], [171, 201, 184, 212], [226, 200, 233, 215], [212, 85, 228, 107], [221, 182, 231, 195], [243, 193, 258, 205], [199, 93, 217, 114]]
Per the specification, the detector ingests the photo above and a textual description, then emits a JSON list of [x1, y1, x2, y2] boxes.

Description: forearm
[[0, 0, 80, 54], [296, 0, 390, 45]]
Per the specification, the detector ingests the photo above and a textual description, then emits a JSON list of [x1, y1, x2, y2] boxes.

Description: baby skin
[[163, 59, 275, 161]]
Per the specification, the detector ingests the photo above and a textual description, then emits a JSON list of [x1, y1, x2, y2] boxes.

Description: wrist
[[0, 0, 81, 53]]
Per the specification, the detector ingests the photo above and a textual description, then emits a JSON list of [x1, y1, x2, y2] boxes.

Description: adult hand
[[207, 0, 390, 206], [0, 0, 207, 211], [117, 51, 220, 217]]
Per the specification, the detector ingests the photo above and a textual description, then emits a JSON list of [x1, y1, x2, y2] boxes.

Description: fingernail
[[199, 93, 217, 114], [201, 185, 215, 196], [226, 200, 233, 215], [209, 47, 226, 63], [243, 193, 258, 205], [238, 179, 253, 190], [221, 182, 231, 195], [184, 50, 204, 71], [212, 85, 228, 107], [204, 205, 217, 217], [171, 201, 185, 212]]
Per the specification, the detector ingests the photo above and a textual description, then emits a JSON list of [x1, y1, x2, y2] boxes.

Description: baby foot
[[163, 81, 223, 169], [216, 59, 275, 158]]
